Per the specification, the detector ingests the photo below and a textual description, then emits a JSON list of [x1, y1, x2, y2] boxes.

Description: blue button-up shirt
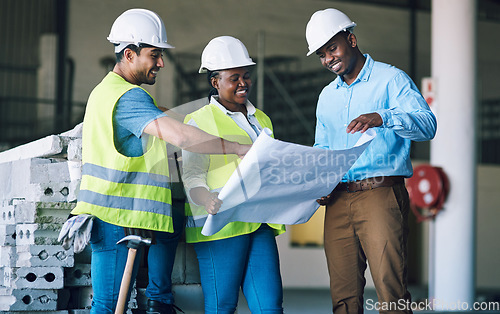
[[314, 54, 437, 182]]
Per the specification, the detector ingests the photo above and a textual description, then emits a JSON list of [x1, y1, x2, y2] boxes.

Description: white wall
[[67, 0, 430, 106]]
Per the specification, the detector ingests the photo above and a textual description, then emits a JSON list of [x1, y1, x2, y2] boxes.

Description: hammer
[[114, 235, 152, 314]]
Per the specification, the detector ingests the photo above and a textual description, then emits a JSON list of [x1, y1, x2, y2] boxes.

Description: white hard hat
[[199, 36, 256, 73], [107, 8, 174, 53], [305, 8, 356, 56]]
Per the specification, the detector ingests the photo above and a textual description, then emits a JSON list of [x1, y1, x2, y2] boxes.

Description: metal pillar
[[430, 0, 477, 310]]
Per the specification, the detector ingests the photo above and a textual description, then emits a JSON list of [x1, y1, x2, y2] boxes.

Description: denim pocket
[[89, 218, 104, 245]]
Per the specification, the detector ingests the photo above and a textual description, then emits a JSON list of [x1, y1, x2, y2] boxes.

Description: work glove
[[57, 214, 95, 253]]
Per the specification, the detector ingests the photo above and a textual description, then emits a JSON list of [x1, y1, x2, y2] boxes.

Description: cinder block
[[0, 287, 58, 311], [64, 263, 91, 287], [72, 286, 93, 310], [1, 159, 76, 196], [0, 224, 16, 246], [16, 245, 74, 268], [0, 205, 15, 225], [59, 122, 83, 139], [16, 223, 63, 246], [30, 159, 71, 184], [0, 134, 63, 164], [68, 160, 82, 181], [13, 201, 75, 224], [0, 159, 46, 201], [0, 246, 16, 267], [0, 159, 75, 202], [68, 179, 81, 202], [2, 266, 64, 289], [25, 181, 73, 202], [67, 139, 82, 162]]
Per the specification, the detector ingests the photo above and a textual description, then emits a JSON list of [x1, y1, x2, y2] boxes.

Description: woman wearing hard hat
[[181, 36, 286, 313]]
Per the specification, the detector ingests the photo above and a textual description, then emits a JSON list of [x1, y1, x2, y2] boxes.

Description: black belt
[[333, 176, 405, 193]]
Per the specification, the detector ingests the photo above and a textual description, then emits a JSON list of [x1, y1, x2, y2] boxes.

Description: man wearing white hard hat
[[306, 8, 437, 313], [69, 9, 250, 314]]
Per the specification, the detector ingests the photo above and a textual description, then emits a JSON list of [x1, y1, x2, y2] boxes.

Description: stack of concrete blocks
[[0, 123, 205, 313], [0, 123, 93, 313]]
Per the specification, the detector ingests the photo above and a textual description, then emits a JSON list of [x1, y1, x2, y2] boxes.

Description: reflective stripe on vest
[[71, 72, 173, 232], [184, 103, 285, 242]]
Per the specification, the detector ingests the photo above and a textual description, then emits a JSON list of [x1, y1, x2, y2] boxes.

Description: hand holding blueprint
[[201, 129, 375, 236]]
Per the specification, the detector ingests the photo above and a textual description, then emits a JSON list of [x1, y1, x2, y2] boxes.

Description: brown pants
[[324, 184, 412, 314]]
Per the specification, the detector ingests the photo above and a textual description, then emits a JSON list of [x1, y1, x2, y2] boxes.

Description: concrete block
[[64, 263, 91, 287], [0, 205, 15, 225], [0, 158, 48, 201], [2, 266, 64, 289], [30, 159, 71, 184], [16, 245, 74, 268], [0, 135, 63, 164], [68, 179, 81, 202], [25, 181, 73, 202], [16, 223, 63, 246], [68, 160, 82, 180], [67, 139, 82, 162], [0, 287, 58, 311], [13, 201, 75, 224], [0, 158, 77, 202], [0, 224, 16, 246], [0, 246, 16, 267], [59, 122, 83, 139], [72, 286, 93, 310]]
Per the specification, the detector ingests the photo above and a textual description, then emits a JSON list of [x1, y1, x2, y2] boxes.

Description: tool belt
[[333, 176, 405, 193]]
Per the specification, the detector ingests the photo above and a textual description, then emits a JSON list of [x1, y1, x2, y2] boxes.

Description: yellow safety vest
[[71, 72, 173, 232], [184, 103, 286, 243]]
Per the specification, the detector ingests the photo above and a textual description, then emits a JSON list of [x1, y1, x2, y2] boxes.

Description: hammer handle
[[115, 248, 137, 314]]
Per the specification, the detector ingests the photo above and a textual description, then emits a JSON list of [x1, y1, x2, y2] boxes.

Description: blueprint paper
[[201, 129, 376, 236]]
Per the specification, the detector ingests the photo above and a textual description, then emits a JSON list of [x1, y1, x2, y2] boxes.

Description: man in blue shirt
[[306, 8, 436, 313]]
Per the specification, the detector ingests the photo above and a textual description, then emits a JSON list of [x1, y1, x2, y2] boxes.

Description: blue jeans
[[89, 202, 184, 313], [194, 225, 284, 314]]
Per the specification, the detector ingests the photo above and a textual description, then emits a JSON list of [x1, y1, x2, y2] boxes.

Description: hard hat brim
[[112, 41, 175, 53], [198, 61, 256, 74], [306, 23, 356, 57]]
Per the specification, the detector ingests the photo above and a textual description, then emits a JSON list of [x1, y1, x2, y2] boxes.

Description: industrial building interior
[[1, 0, 500, 313]]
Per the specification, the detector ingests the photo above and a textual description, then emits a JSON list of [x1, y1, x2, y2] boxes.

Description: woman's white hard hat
[[199, 36, 256, 73], [107, 8, 174, 53], [305, 8, 356, 56]]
